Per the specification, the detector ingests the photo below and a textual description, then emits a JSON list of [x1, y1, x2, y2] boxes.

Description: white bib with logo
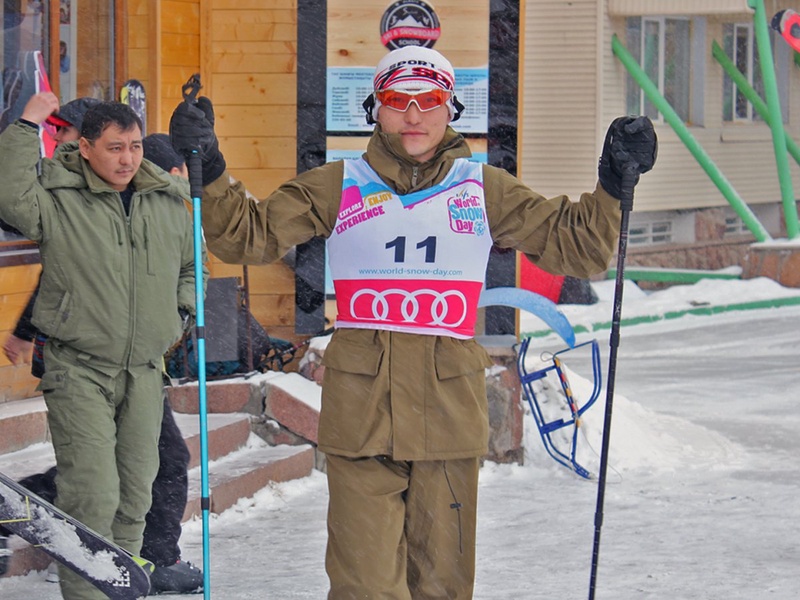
[[328, 157, 492, 339]]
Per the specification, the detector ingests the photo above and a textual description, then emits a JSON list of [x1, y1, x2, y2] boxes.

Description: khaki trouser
[[40, 340, 163, 600], [326, 454, 480, 600]]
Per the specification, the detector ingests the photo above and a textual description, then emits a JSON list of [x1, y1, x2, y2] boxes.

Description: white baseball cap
[[373, 46, 456, 92]]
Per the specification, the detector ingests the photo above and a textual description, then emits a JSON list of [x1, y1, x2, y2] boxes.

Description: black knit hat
[[142, 133, 185, 172], [46, 97, 101, 130]]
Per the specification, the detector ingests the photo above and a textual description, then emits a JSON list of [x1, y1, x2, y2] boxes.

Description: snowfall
[[2, 274, 800, 599]]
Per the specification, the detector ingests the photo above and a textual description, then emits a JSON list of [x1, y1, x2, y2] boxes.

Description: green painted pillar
[[712, 40, 800, 167], [748, 0, 799, 239], [612, 35, 771, 242]]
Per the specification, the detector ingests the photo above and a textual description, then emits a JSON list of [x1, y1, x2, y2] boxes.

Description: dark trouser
[[16, 397, 190, 568], [325, 454, 480, 600], [140, 398, 191, 567]]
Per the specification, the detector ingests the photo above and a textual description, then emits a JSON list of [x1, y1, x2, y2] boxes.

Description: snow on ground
[[2, 277, 800, 599]]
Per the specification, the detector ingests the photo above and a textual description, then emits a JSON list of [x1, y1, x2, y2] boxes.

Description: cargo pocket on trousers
[[37, 368, 72, 447], [37, 368, 67, 394]]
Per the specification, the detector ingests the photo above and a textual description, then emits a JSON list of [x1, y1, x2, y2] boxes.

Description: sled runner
[[516, 336, 602, 479]]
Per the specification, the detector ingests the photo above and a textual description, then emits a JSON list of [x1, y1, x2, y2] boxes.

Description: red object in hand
[[772, 9, 800, 53]]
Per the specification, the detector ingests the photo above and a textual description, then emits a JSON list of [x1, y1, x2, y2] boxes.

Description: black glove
[[598, 116, 658, 206], [169, 96, 227, 185]]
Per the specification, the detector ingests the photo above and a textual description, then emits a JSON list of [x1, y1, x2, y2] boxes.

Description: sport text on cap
[[373, 46, 455, 92]]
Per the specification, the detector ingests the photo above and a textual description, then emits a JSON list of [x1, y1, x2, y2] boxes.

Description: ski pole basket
[[516, 337, 602, 479]]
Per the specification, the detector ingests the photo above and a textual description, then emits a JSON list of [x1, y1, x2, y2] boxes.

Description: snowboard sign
[[120, 79, 146, 136], [0, 470, 152, 599]]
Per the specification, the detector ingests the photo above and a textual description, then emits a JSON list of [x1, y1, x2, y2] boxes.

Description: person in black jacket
[[0, 126, 202, 595]]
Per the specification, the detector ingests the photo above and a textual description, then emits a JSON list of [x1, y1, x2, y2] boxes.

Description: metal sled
[[478, 287, 603, 478], [516, 337, 602, 479]]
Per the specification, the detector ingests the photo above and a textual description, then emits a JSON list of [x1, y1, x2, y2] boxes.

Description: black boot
[[149, 559, 203, 594]]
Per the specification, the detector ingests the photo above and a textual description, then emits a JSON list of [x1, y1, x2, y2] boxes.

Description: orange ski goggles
[[376, 88, 452, 113]]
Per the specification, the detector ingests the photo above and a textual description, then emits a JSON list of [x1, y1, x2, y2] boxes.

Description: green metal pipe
[[606, 266, 741, 284], [712, 40, 800, 166], [748, 0, 799, 238], [612, 34, 771, 242]]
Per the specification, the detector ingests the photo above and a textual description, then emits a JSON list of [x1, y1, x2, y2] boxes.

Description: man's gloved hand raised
[[169, 96, 227, 186], [598, 116, 657, 206]]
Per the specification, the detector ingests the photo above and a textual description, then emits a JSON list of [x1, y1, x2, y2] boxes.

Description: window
[[0, 0, 118, 255], [724, 215, 750, 236], [722, 23, 765, 122], [629, 221, 673, 246], [626, 17, 691, 122], [723, 205, 780, 239], [721, 23, 789, 124]]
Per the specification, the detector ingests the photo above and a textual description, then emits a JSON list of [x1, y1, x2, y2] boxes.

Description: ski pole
[[181, 73, 212, 600], [588, 164, 637, 600]]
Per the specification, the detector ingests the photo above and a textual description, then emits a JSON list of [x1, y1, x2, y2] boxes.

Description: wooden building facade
[[4, 0, 800, 401]]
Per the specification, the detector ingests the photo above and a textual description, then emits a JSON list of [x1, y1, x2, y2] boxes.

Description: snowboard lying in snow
[[0, 470, 152, 598]]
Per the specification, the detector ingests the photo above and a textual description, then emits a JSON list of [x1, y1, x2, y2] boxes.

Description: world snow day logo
[[447, 188, 486, 235]]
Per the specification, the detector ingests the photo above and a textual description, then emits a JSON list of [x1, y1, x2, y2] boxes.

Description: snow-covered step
[[261, 372, 321, 445], [0, 441, 55, 481], [173, 411, 253, 469], [184, 437, 315, 520], [0, 412, 254, 480], [0, 397, 48, 455]]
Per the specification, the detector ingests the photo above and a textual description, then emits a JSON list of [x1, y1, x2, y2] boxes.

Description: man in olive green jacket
[[171, 46, 655, 599], [0, 92, 206, 600]]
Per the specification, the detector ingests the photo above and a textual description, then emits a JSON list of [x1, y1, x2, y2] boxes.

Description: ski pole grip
[[187, 151, 203, 202], [620, 164, 638, 212]]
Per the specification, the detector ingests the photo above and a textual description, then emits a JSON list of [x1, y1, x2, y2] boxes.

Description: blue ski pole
[[180, 73, 212, 600]]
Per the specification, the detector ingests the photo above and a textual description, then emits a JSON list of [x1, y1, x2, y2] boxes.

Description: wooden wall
[[127, 0, 303, 348], [204, 0, 300, 345], [0, 264, 42, 400], [0, 0, 501, 401]]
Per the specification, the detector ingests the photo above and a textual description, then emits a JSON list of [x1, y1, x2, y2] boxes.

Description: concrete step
[[2, 537, 52, 579], [166, 379, 263, 415], [261, 372, 321, 445], [0, 397, 315, 582], [0, 397, 49, 455], [183, 438, 316, 520], [165, 373, 324, 447], [0, 410, 254, 480], [173, 411, 252, 470]]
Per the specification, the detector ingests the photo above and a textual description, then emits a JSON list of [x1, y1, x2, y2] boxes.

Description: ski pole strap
[[182, 73, 201, 104]]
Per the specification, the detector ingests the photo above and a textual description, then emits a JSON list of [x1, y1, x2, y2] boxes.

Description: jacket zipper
[[123, 192, 137, 369]]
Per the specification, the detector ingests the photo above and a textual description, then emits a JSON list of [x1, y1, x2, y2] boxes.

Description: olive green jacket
[[0, 121, 205, 368], [201, 125, 620, 460]]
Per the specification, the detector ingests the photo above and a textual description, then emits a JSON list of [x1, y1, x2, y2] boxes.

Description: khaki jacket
[[0, 122, 204, 368], [201, 125, 620, 460]]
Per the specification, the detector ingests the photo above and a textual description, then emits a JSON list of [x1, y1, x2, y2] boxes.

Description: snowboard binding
[[517, 336, 602, 479]]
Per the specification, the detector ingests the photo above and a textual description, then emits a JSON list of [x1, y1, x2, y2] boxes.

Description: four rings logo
[[350, 288, 468, 327]]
